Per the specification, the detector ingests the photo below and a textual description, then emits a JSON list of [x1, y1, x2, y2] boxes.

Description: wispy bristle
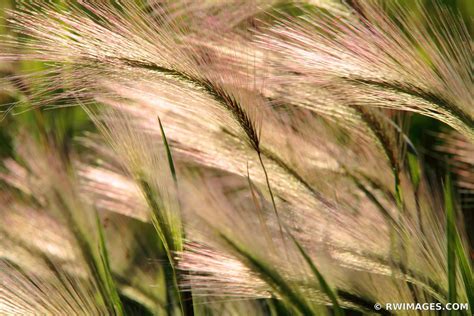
[[0, 0, 472, 313]]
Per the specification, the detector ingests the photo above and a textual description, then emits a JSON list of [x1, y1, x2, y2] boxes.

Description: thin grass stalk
[[246, 167, 276, 253], [444, 175, 457, 310], [344, 107, 413, 298], [137, 178, 184, 315], [454, 231, 473, 309], [290, 234, 344, 316], [220, 233, 315, 316], [257, 152, 285, 247], [346, 170, 399, 229], [95, 213, 125, 316], [335, 247, 447, 303], [157, 116, 194, 316], [158, 117, 177, 183], [52, 190, 124, 315]]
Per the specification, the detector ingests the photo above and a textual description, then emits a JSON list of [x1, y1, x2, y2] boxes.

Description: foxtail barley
[[0, 0, 472, 315]]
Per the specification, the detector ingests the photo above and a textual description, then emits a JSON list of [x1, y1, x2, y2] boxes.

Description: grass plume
[[0, 0, 472, 315]]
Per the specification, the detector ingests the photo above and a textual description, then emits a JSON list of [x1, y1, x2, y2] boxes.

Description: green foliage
[[221, 233, 315, 316], [290, 235, 344, 316], [158, 117, 177, 183], [444, 176, 473, 314], [96, 213, 125, 315]]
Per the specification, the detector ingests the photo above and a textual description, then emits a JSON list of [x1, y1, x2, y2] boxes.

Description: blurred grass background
[[1, 0, 473, 244]]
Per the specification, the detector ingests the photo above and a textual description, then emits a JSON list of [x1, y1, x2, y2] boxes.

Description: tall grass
[[0, 0, 472, 315]]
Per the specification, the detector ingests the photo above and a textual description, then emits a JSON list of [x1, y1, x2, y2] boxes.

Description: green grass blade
[[348, 173, 399, 229], [454, 232, 474, 309], [138, 177, 175, 256], [444, 175, 457, 309], [156, 119, 195, 315], [407, 153, 421, 188], [220, 233, 315, 316], [257, 152, 285, 244], [137, 177, 189, 315], [290, 235, 344, 316], [53, 191, 123, 314], [246, 166, 275, 252], [96, 212, 124, 316], [157, 116, 177, 183], [444, 175, 473, 314]]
